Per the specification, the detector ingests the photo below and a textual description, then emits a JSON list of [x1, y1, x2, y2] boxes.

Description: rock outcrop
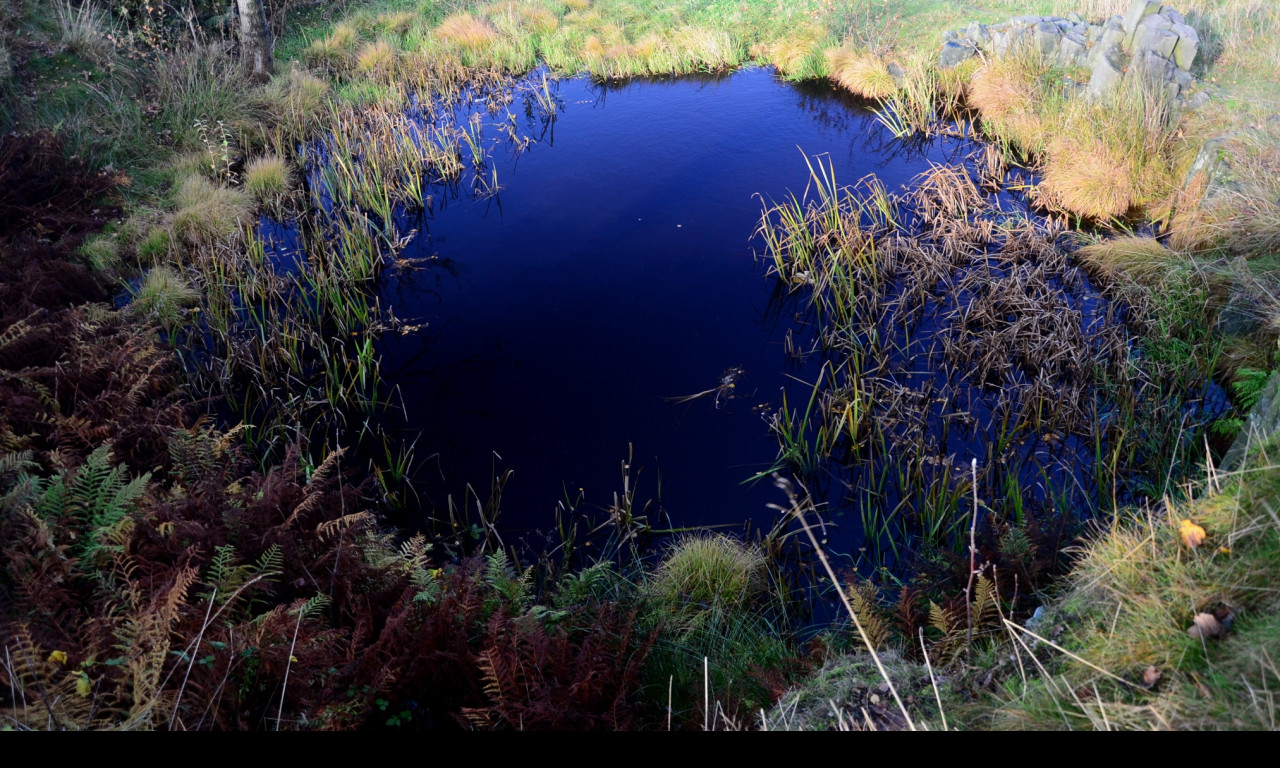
[[940, 1, 1205, 109]]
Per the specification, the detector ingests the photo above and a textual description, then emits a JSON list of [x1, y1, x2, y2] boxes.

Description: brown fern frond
[[846, 579, 890, 650], [315, 511, 372, 541]]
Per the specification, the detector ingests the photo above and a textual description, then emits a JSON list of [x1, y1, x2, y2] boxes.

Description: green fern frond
[[255, 544, 284, 581], [554, 561, 616, 607], [1232, 368, 1272, 412], [484, 551, 532, 610]]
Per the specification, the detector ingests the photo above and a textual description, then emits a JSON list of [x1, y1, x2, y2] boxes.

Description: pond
[[255, 67, 1222, 570]]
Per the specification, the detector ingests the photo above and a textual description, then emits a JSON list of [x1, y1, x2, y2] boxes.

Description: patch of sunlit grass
[[825, 46, 896, 100], [356, 39, 396, 79], [437, 12, 498, 50]]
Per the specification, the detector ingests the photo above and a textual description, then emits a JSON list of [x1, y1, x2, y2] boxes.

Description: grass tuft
[[79, 234, 119, 272], [54, 0, 113, 67], [170, 174, 251, 247], [129, 266, 199, 328], [826, 46, 896, 100], [243, 154, 291, 201], [436, 12, 498, 50], [355, 39, 396, 79], [651, 534, 768, 615]]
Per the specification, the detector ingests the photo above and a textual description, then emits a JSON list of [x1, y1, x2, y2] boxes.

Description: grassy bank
[[1, 0, 1278, 729]]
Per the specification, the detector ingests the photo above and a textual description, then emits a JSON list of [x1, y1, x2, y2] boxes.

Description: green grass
[[990, 434, 1280, 730]]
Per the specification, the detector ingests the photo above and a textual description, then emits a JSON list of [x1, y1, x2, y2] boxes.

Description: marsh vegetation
[[1, 0, 1278, 730]]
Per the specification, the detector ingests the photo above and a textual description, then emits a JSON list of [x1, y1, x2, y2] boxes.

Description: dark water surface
[[370, 69, 982, 546]]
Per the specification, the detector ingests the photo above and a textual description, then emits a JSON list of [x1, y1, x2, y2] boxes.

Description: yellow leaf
[[76, 672, 92, 698], [1179, 519, 1206, 549], [289, 656, 299, 663], [47, 650, 68, 665]]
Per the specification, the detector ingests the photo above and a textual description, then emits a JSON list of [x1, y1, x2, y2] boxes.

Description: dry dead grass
[[355, 39, 396, 79], [768, 25, 824, 77], [968, 56, 1049, 155], [1042, 135, 1137, 219], [825, 46, 896, 100], [437, 12, 498, 50], [1075, 235, 1183, 284]]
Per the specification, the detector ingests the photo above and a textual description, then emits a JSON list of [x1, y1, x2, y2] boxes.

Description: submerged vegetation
[[1, 0, 1278, 730]]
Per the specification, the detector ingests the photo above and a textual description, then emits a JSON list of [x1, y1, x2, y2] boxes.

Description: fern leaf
[[928, 600, 952, 636], [848, 581, 889, 650]]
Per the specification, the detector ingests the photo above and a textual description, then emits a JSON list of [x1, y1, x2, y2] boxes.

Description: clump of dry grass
[[129, 266, 200, 328], [825, 46, 896, 100], [768, 26, 825, 78], [1170, 129, 1280, 255], [1040, 76, 1181, 220], [307, 22, 359, 72], [55, 0, 113, 66], [516, 5, 559, 36], [967, 53, 1051, 155], [1042, 135, 1137, 219], [376, 11, 416, 36], [437, 12, 498, 50], [1075, 236, 1183, 284], [356, 39, 396, 79], [243, 154, 291, 201], [255, 66, 329, 140], [170, 174, 251, 247], [671, 26, 738, 71]]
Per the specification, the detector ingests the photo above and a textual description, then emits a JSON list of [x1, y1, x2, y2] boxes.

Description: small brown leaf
[[1187, 612, 1224, 640], [1179, 519, 1207, 549], [1141, 665, 1161, 689]]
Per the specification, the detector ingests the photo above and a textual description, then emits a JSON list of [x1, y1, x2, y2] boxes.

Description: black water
[[347, 70, 1001, 551]]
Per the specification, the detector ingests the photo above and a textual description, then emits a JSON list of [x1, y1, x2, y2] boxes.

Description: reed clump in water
[[755, 154, 1224, 576]]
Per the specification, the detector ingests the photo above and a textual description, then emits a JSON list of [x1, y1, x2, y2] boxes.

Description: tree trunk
[[237, 0, 274, 82]]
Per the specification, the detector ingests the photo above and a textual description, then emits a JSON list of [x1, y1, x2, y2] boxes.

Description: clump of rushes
[[436, 12, 498, 51], [356, 39, 396, 80], [170, 174, 251, 247], [129, 265, 199, 328], [243, 154, 291, 202], [825, 46, 897, 100]]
